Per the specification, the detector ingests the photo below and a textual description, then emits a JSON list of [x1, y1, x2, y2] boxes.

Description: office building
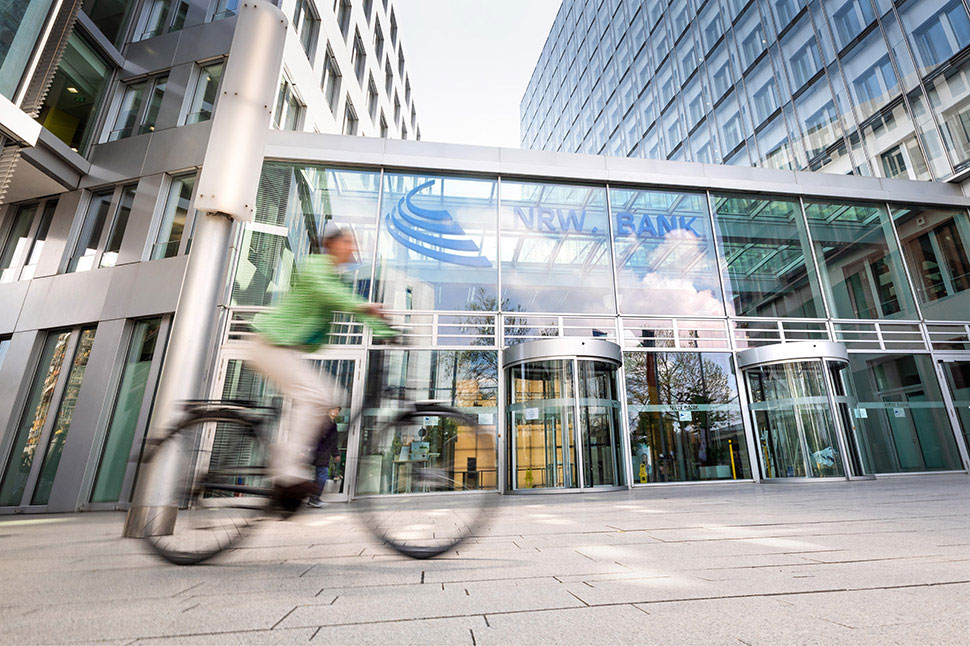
[[520, 0, 970, 182], [0, 0, 420, 512]]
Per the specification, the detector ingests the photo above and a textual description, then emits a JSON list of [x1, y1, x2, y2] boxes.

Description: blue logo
[[513, 207, 703, 239], [384, 180, 492, 268]]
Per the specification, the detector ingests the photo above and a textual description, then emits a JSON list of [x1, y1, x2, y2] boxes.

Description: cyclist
[[244, 227, 394, 512]]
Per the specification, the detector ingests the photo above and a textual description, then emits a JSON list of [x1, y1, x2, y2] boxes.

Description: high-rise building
[[521, 0, 970, 182], [0, 0, 420, 512]]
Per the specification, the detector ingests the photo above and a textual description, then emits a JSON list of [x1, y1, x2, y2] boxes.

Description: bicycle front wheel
[[142, 411, 274, 565], [356, 407, 498, 559]]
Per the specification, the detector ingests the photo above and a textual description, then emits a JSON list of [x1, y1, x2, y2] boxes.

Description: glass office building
[[212, 137, 970, 498], [520, 0, 970, 182]]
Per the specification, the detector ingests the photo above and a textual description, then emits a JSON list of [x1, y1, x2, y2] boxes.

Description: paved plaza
[[3, 476, 970, 644]]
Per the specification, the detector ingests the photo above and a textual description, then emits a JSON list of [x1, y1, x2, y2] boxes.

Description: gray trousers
[[243, 336, 343, 485]]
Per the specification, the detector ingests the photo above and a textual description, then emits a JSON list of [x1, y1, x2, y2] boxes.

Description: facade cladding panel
[[521, 0, 970, 182]]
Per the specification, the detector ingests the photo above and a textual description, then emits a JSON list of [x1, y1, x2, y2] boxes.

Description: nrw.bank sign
[[512, 207, 704, 239]]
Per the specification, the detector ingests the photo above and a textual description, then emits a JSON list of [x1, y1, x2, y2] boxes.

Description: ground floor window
[[624, 351, 750, 482]]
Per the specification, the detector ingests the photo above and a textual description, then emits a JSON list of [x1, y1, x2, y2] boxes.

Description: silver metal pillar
[[123, 0, 286, 537]]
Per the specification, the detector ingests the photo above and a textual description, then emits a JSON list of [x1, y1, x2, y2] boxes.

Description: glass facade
[[521, 0, 970, 181], [222, 159, 970, 494]]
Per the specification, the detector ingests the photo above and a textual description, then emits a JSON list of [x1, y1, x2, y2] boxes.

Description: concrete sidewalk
[[2, 476, 970, 644]]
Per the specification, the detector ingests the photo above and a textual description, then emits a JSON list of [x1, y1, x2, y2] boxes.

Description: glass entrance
[[940, 359, 970, 453], [508, 359, 578, 489], [745, 360, 847, 478], [506, 349, 625, 491]]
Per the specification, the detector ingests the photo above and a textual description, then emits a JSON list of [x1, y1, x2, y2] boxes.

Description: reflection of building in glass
[[522, 0, 970, 182]]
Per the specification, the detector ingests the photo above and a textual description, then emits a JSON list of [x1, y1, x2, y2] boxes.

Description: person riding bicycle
[[245, 227, 394, 511]]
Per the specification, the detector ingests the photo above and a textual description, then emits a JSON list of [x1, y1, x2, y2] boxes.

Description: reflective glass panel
[[0, 331, 71, 506], [357, 350, 498, 494], [611, 187, 722, 316], [232, 163, 379, 308], [0, 203, 36, 283], [90, 318, 164, 503], [36, 32, 110, 151], [376, 173, 497, 311], [841, 353, 962, 472], [0, 0, 56, 99], [152, 174, 194, 260], [70, 190, 112, 272], [893, 205, 970, 321], [713, 193, 823, 317], [32, 327, 97, 505], [626, 352, 750, 482], [804, 200, 918, 319], [500, 181, 614, 313]]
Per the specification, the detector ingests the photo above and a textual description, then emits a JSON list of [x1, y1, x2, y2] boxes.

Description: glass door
[[745, 360, 847, 478], [507, 359, 578, 490], [306, 356, 363, 501], [939, 359, 970, 456], [576, 359, 625, 488]]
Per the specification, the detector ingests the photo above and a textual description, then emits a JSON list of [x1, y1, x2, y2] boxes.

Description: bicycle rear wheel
[[356, 407, 498, 559], [142, 411, 274, 565]]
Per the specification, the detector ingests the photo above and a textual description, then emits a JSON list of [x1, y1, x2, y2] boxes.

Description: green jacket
[[252, 254, 394, 351]]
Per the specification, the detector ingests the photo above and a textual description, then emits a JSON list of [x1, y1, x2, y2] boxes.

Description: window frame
[[321, 46, 342, 114], [0, 198, 58, 283], [105, 72, 169, 142], [183, 59, 225, 125], [65, 183, 139, 273], [149, 171, 199, 260]]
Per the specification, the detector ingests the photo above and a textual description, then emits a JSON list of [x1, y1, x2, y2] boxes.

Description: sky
[[395, 0, 562, 149]]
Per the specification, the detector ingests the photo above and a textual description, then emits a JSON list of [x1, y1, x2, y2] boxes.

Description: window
[[67, 184, 136, 272], [82, 0, 137, 46], [337, 0, 351, 38], [827, 0, 875, 50], [36, 32, 110, 152], [363, 0, 373, 22], [108, 74, 167, 141], [0, 199, 57, 282], [393, 93, 401, 125], [274, 79, 303, 130], [384, 58, 393, 94], [135, 0, 189, 40], [152, 173, 196, 259], [322, 48, 341, 113], [773, 0, 805, 29], [626, 352, 749, 483], [904, 0, 970, 72], [374, 18, 384, 59], [410, 105, 416, 130], [804, 200, 918, 319], [380, 112, 388, 137], [293, 0, 319, 58], [390, 9, 398, 45], [398, 47, 405, 76], [100, 185, 136, 268], [895, 206, 970, 320], [712, 193, 822, 317], [376, 172, 498, 310], [852, 55, 897, 108], [401, 124, 407, 139], [352, 30, 367, 83], [789, 40, 821, 89], [90, 317, 168, 504], [69, 190, 112, 273], [0, 327, 97, 507], [212, 0, 240, 20], [343, 99, 358, 135], [0, 0, 58, 99], [184, 61, 224, 124], [367, 77, 378, 119]]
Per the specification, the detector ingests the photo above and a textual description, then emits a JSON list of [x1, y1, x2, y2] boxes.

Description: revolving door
[[740, 342, 867, 480], [504, 339, 626, 491]]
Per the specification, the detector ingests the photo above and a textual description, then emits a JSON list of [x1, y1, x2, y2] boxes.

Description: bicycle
[[139, 333, 498, 565]]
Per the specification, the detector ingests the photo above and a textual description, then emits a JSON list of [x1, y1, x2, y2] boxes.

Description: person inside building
[[245, 227, 395, 513], [307, 407, 342, 508]]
